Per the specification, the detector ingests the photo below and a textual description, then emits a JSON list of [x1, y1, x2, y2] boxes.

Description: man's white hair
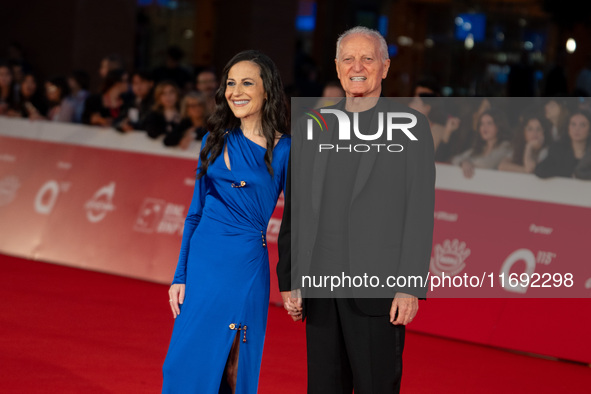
[[335, 26, 389, 61]]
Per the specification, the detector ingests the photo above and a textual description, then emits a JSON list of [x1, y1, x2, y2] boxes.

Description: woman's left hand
[[280, 290, 302, 321], [169, 284, 185, 319]]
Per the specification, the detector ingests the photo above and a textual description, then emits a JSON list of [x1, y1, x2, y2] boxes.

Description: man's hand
[[280, 290, 302, 321], [390, 292, 418, 325]]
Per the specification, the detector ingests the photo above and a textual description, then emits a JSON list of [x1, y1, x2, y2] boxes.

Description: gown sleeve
[[172, 133, 209, 284], [277, 135, 293, 292], [280, 136, 290, 193]]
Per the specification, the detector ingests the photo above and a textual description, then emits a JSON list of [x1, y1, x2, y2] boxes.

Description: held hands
[[390, 292, 418, 325], [281, 290, 302, 321], [168, 284, 185, 319]]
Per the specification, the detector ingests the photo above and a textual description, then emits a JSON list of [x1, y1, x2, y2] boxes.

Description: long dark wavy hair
[[471, 108, 512, 157], [198, 50, 289, 178]]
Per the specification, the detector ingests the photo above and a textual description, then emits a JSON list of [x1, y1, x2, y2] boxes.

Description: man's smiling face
[[335, 33, 390, 98]]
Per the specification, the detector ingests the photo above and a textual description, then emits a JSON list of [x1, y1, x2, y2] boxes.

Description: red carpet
[[1, 254, 589, 393]]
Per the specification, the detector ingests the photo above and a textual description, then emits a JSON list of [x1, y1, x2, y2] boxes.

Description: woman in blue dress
[[162, 50, 292, 393]]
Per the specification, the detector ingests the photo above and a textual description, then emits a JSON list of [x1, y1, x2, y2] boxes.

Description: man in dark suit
[[278, 26, 435, 393]]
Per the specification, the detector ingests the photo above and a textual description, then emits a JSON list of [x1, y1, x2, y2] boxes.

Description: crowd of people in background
[[0, 46, 217, 151], [409, 77, 591, 180], [0, 44, 590, 181]]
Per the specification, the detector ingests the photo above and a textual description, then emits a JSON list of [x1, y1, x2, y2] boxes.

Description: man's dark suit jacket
[[277, 98, 435, 317]]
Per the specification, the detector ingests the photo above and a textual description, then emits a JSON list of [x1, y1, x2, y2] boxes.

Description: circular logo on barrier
[[0, 176, 20, 207], [85, 182, 116, 223]]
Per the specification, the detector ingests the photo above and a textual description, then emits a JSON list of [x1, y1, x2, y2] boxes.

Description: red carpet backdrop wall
[[0, 117, 589, 363]]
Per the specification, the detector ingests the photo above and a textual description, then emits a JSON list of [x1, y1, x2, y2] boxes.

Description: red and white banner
[[0, 118, 589, 363], [0, 118, 285, 295], [428, 165, 591, 298]]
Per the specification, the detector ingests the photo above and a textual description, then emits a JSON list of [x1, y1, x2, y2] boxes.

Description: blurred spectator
[[99, 54, 125, 79], [163, 91, 208, 148], [578, 97, 591, 114], [413, 75, 440, 97], [471, 98, 491, 132], [118, 70, 154, 132], [6, 42, 32, 74], [195, 68, 218, 115], [452, 109, 512, 178], [9, 60, 25, 99], [322, 81, 345, 98], [507, 51, 535, 97], [82, 69, 129, 127], [153, 46, 192, 92], [45, 76, 75, 122], [574, 149, 591, 180], [0, 62, 15, 115], [68, 70, 90, 123], [543, 50, 568, 97], [409, 94, 460, 153], [144, 81, 182, 141], [544, 98, 570, 142], [6, 43, 32, 101], [434, 99, 476, 163], [498, 113, 550, 173], [7, 72, 47, 119], [575, 56, 591, 97], [315, 81, 345, 108], [535, 110, 591, 179], [293, 40, 323, 97]]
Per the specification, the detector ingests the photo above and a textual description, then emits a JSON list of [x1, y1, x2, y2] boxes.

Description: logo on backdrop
[[133, 197, 185, 236], [34, 180, 71, 215], [0, 176, 20, 207], [0, 153, 16, 163], [434, 211, 459, 222], [430, 239, 471, 276], [85, 182, 116, 223], [305, 107, 418, 153]]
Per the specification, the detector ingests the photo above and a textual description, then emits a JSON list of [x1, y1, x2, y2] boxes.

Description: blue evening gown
[[162, 129, 290, 393]]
